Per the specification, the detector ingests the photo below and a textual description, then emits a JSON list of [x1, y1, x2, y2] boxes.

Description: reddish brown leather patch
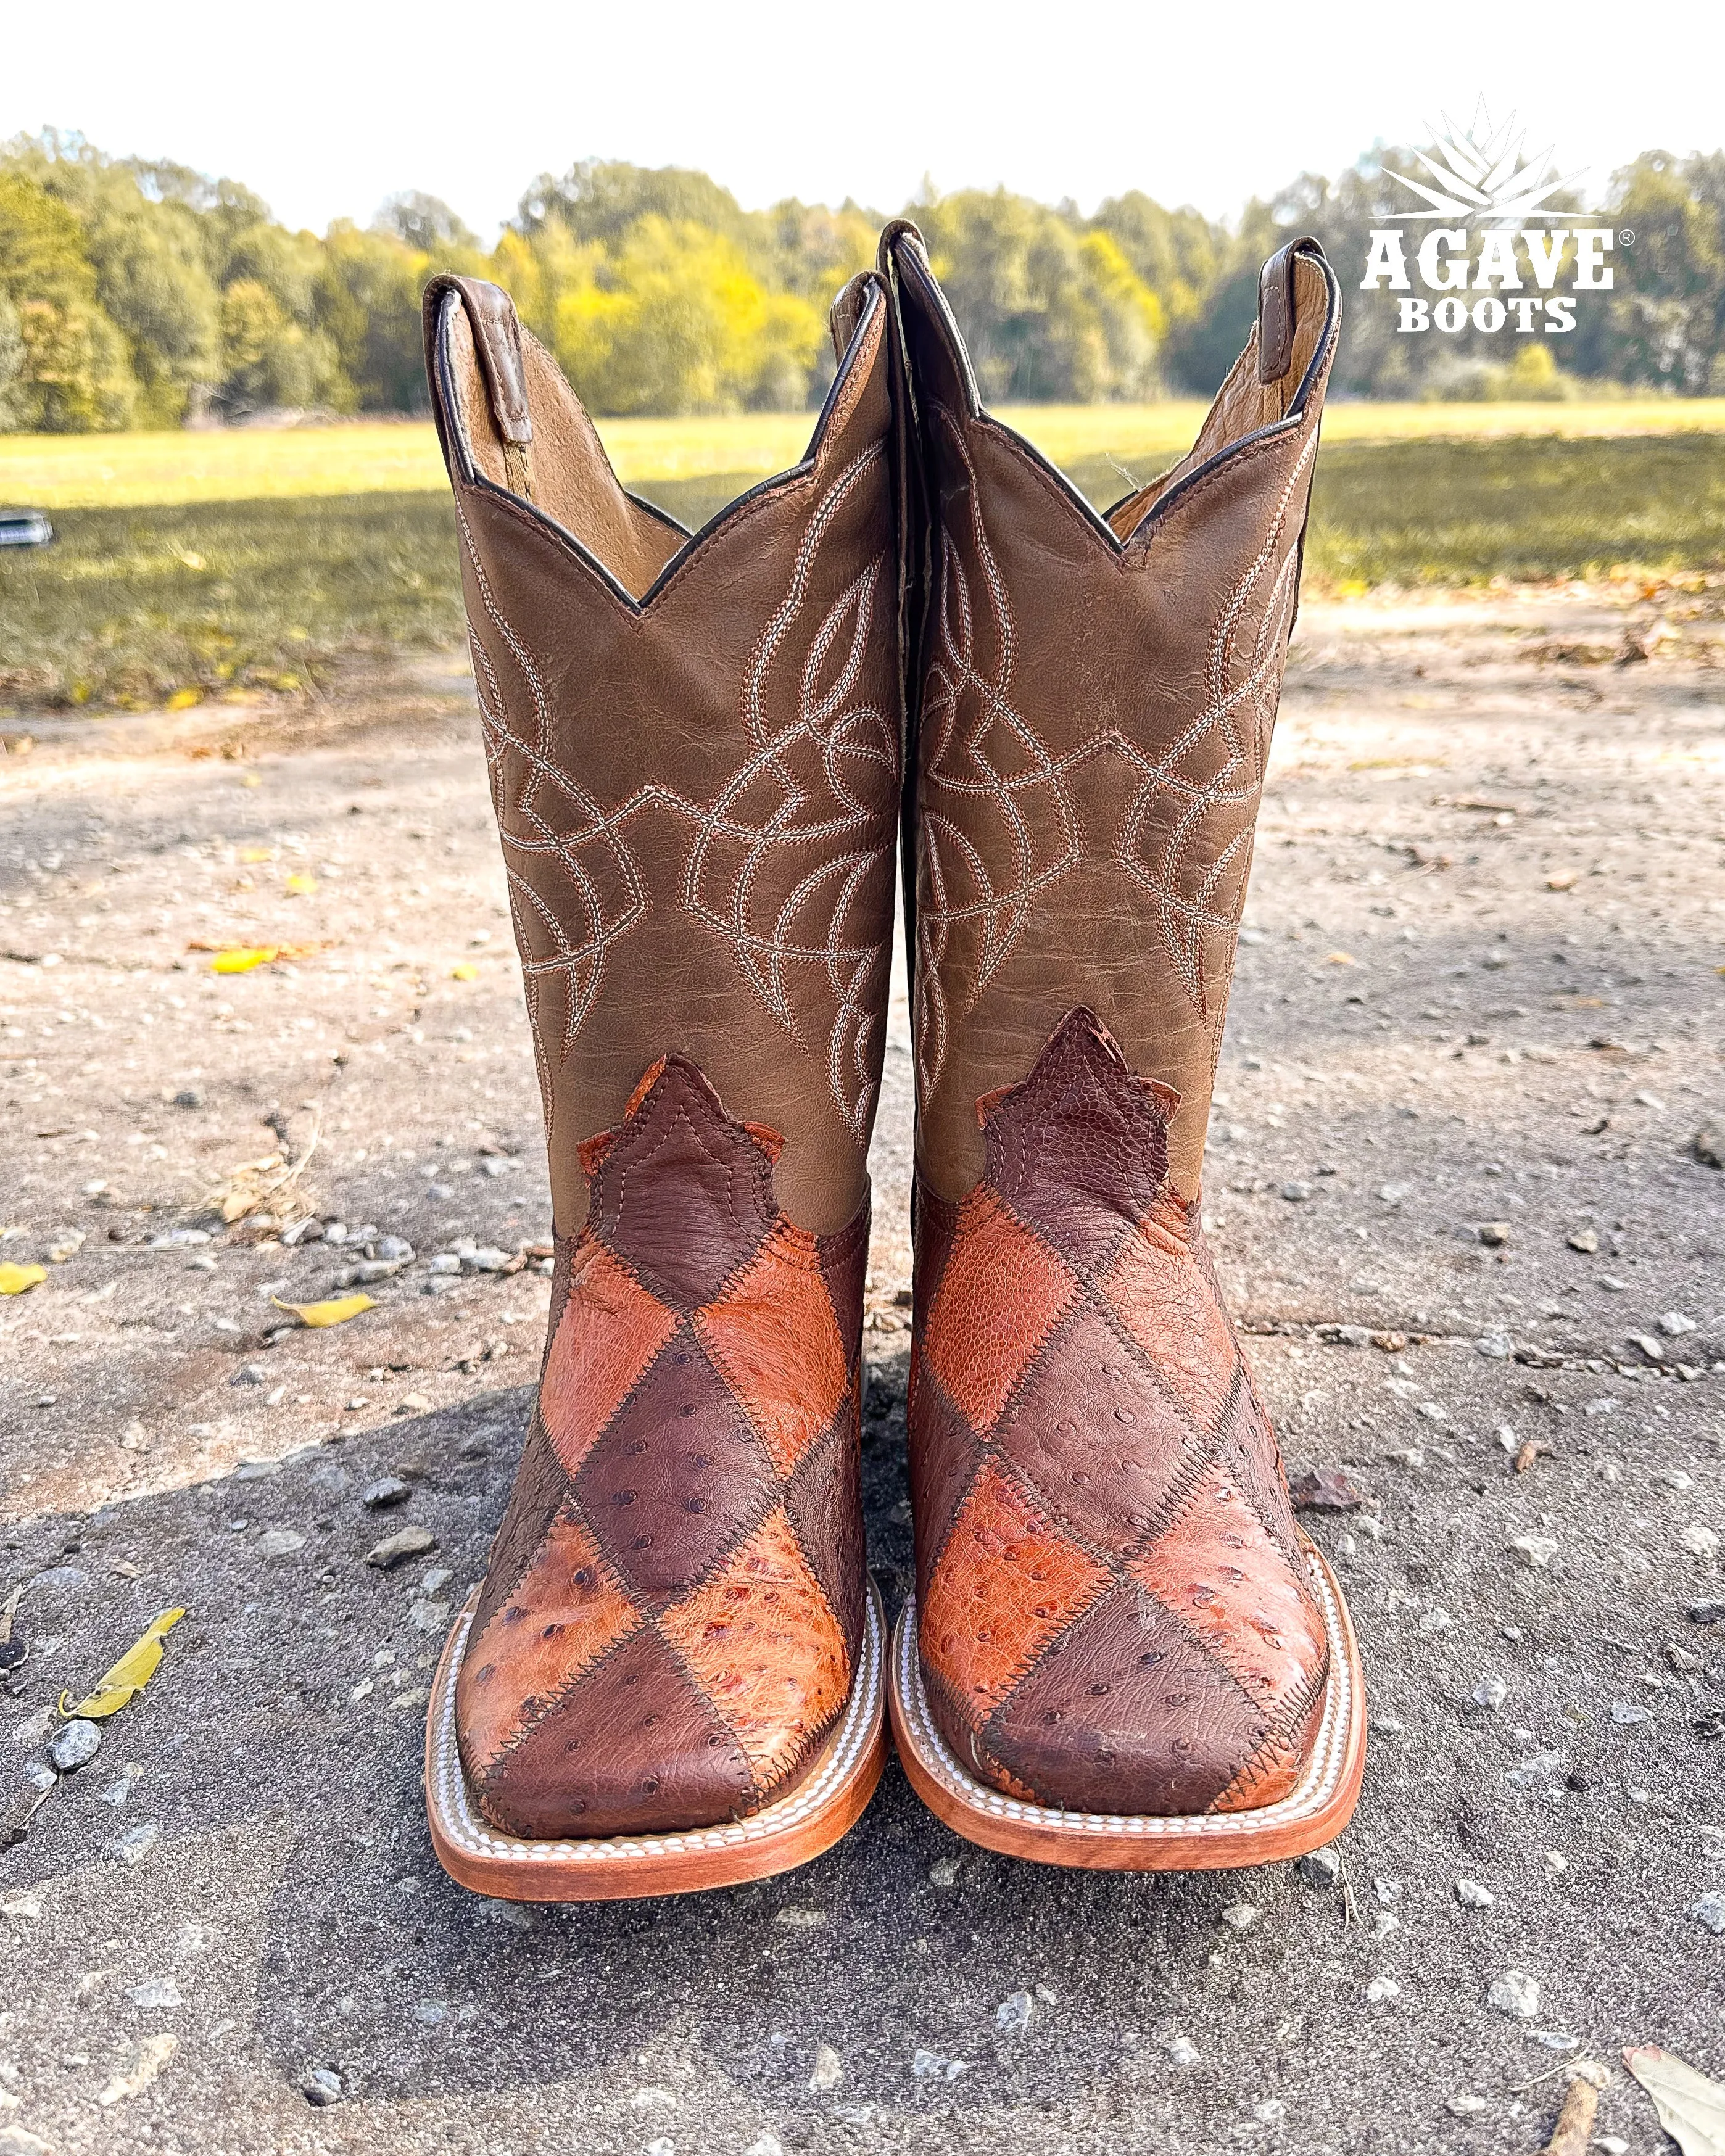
[[539, 1238, 678, 1478], [920, 1460, 1109, 1719], [458, 1511, 640, 1779], [920, 1186, 1077, 1432], [1100, 1215, 1240, 1434], [695, 1228, 848, 1479], [660, 1507, 849, 1790]]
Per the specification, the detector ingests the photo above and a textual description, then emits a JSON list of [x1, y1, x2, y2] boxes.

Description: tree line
[[1, 128, 1721, 430]]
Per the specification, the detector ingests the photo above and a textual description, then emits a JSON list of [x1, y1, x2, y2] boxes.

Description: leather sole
[[888, 1545, 1365, 1871], [424, 1579, 888, 1901]]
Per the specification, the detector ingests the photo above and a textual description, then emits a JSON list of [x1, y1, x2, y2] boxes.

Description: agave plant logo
[[1388, 101, 1587, 225], [1363, 100, 1614, 337]]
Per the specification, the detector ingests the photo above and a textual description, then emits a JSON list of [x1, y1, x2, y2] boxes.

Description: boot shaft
[[421, 271, 904, 1237], [883, 229, 1341, 1202]]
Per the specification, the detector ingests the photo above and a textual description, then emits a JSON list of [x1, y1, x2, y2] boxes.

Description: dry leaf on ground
[[60, 1607, 185, 1720], [1624, 2045, 1725, 2156], [0, 1262, 46, 1295], [273, 1292, 374, 1328]]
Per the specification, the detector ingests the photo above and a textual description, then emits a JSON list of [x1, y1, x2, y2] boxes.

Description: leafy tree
[[0, 168, 137, 428]]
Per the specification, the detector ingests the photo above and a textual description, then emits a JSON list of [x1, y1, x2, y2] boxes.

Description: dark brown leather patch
[[1257, 242, 1298, 384], [990, 1306, 1199, 1556], [573, 1329, 774, 1599], [982, 1009, 1172, 1266], [986, 1583, 1267, 1814], [906, 1366, 987, 1606], [479, 1626, 754, 1838], [784, 1408, 866, 1661], [587, 1055, 777, 1309], [817, 1197, 871, 1366], [1211, 1374, 1302, 1571], [469, 1415, 571, 1645]]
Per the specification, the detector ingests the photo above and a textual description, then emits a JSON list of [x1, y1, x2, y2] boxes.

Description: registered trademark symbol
[[1619, 228, 1636, 245]]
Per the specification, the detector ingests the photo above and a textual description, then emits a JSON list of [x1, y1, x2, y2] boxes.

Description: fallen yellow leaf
[[211, 946, 279, 973], [0, 1262, 47, 1295], [450, 961, 479, 980], [165, 687, 202, 711], [60, 1608, 185, 1720], [239, 846, 274, 864], [239, 772, 262, 788], [1325, 951, 1357, 966], [273, 1292, 374, 1328], [284, 872, 318, 897]]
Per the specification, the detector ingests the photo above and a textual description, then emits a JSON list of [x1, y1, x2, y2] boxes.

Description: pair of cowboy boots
[[419, 226, 1365, 1900]]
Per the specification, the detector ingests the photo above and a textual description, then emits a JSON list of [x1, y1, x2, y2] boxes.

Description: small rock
[[1512, 1535, 1558, 1569], [1690, 1892, 1725, 1936], [1167, 2036, 1199, 2065], [1534, 2031, 1580, 2052], [1688, 1601, 1725, 1625], [1629, 1333, 1666, 1363], [1487, 1970, 1540, 2020], [1611, 1701, 1651, 1727], [397, 1393, 432, 1414], [301, 2065, 344, 2107], [1690, 1126, 1724, 1170], [1682, 1526, 1721, 1559], [0, 2127, 52, 2155], [1220, 1902, 1259, 1931], [927, 1857, 961, 1887], [49, 1718, 102, 1773], [1455, 1878, 1495, 1909], [1566, 1227, 1599, 1254], [127, 1974, 183, 2008], [911, 2047, 969, 2082], [995, 1991, 1033, 2033], [256, 1528, 305, 1558], [1658, 1311, 1698, 1337], [374, 1236, 414, 1263], [1477, 1221, 1511, 1247], [421, 1568, 452, 1595], [808, 2043, 843, 2092], [1475, 1332, 1512, 1358], [1288, 1468, 1361, 1511], [1544, 1851, 1569, 1877], [1296, 1848, 1341, 1888], [1418, 1606, 1454, 1635], [1446, 2093, 1488, 2116], [1252, 2099, 1286, 2125], [466, 1245, 513, 1273], [1373, 1877, 1403, 1907], [110, 1821, 160, 1864], [407, 1600, 451, 1635], [1281, 1181, 1313, 1203], [1470, 1677, 1508, 1712], [428, 1253, 461, 1274], [362, 1476, 412, 1510], [230, 1363, 267, 1387], [365, 1525, 436, 1570], [1365, 1976, 1400, 2004]]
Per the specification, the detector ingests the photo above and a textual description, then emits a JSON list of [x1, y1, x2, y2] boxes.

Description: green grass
[[5, 434, 1723, 716]]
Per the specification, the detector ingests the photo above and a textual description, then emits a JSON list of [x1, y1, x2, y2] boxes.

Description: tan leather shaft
[[885, 231, 1340, 1203], [422, 274, 905, 1236]]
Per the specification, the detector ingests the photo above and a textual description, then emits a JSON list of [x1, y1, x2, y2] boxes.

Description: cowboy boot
[[881, 225, 1366, 1868], [417, 271, 903, 1897]]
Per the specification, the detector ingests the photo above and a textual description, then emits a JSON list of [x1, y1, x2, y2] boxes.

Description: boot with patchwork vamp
[[882, 225, 1366, 1869], [418, 270, 905, 1898]]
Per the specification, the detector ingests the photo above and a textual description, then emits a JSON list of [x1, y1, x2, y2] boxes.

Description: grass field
[[4, 409, 1725, 714], [7, 399, 1725, 509]]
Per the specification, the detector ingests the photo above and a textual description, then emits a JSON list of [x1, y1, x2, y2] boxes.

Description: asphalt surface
[[1, 581, 1723, 2156]]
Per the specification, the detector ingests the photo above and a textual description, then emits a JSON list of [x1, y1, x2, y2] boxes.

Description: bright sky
[[7, 1, 1723, 236]]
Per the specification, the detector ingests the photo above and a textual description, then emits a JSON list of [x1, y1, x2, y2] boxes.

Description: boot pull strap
[[435, 276, 536, 498], [1257, 236, 1324, 385]]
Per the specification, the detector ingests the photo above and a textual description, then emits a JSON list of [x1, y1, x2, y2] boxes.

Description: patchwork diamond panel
[[908, 1009, 1330, 1818], [455, 1054, 869, 1839]]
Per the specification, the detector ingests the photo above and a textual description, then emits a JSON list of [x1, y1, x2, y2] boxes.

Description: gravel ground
[[1, 584, 1723, 2156]]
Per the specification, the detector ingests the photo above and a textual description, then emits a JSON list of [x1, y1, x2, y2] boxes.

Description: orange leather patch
[[1100, 1218, 1240, 1431], [1128, 1463, 1325, 1717], [540, 1239, 677, 1476], [920, 1187, 1078, 1432], [694, 1229, 848, 1479], [921, 1459, 1109, 1717], [1210, 1730, 1304, 1813], [660, 1505, 850, 1787], [458, 1511, 640, 1774]]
